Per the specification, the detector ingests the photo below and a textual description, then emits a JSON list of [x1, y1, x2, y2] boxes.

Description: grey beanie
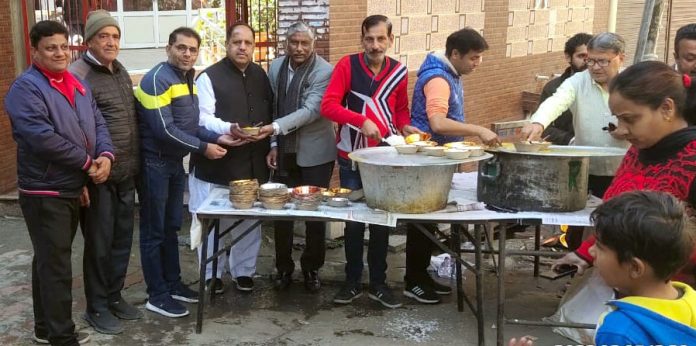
[[84, 10, 120, 42]]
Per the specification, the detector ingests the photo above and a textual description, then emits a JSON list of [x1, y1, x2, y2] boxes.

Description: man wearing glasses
[[135, 27, 234, 318], [521, 32, 630, 200]]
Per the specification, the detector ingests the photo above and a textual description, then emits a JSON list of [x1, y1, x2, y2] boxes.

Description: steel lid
[[348, 146, 492, 167], [485, 145, 628, 157]]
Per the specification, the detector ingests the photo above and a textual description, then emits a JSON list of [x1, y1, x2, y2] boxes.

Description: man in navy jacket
[[4, 21, 113, 345]]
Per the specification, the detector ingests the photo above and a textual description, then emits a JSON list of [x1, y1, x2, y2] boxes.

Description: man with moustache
[[69, 10, 142, 334], [257, 22, 335, 292], [135, 27, 232, 318], [5, 20, 113, 345], [189, 22, 272, 294], [321, 15, 423, 309], [539, 33, 592, 145]]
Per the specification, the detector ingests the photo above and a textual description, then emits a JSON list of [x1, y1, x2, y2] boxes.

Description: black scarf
[[275, 53, 316, 176]]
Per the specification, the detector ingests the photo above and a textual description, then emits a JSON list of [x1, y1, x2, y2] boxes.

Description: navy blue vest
[[411, 53, 465, 145]]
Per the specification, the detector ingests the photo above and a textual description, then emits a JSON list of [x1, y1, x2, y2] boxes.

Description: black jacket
[[540, 67, 575, 145], [70, 54, 139, 182]]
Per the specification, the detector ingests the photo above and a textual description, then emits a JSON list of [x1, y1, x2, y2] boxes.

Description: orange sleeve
[[424, 77, 450, 119]]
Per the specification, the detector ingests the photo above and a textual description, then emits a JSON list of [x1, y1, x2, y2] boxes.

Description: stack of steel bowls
[[291, 186, 322, 211], [258, 183, 290, 209], [229, 179, 259, 209]]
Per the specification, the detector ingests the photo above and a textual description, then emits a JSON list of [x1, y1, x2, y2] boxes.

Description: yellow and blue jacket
[[135, 62, 219, 159], [595, 281, 696, 346]]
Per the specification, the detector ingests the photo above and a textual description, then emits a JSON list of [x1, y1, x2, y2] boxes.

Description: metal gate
[[22, 0, 100, 64], [228, 0, 277, 69]]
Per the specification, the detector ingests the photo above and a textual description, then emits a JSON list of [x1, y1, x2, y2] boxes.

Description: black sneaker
[[303, 270, 321, 292], [82, 310, 124, 335], [403, 282, 441, 304], [426, 277, 453, 295], [109, 297, 143, 320], [235, 276, 254, 292], [333, 284, 363, 304], [33, 332, 90, 344], [368, 285, 403, 308], [206, 278, 225, 295], [170, 281, 199, 303], [145, 295, 189, 318]]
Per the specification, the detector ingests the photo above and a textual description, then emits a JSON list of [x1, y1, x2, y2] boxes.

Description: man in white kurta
[[521, 32, 630, 198]]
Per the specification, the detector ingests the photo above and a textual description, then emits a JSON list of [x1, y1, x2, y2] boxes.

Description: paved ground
[[0, 208, 578, 345]]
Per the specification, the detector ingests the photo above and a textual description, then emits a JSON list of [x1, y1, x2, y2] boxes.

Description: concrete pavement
[[0, 214, 576, 345]]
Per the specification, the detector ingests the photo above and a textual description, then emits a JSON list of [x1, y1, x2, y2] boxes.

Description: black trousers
[[274, 157, 334, 274], [80, 177, 136, 312], [405, 223, 438, 284], [20, 195, 80, 346]]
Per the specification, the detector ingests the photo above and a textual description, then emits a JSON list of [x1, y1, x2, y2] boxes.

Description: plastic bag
[[543, 268, 613, 344]]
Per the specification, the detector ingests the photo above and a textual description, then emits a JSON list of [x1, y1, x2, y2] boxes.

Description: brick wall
[[0, 0, 18, 193], [328, 0, 366, 63], [278, 0, 330, 60], [344, 0, 610, 131]]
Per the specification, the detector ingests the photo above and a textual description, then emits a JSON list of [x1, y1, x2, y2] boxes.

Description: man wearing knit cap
[[70, 9, 142, 335]]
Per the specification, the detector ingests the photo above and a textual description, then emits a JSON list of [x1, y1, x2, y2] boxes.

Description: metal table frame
[[193, 209, 594, 346], [194, 213, 491, 346]]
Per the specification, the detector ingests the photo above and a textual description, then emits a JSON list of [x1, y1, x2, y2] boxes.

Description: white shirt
[[530, 70, 630, 176], [195, 72, 233, 135]]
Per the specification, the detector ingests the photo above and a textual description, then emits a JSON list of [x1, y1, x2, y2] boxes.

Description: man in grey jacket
[[258, 22, 336, 292]]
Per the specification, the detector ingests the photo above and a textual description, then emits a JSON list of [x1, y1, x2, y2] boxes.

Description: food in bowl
[[444, 141, 477, 149], [466, 146, 485, 157], [445, 148, 471, 159], [242, 126, 261, 136], [412, 140, 438, 151], [422, 146, 446, 156], [513, 141, 551, 153], [394, 144, 418, 154], [404, 133, 432, 144], [329, 187, 352, 198], [384, 135, 406, 146]]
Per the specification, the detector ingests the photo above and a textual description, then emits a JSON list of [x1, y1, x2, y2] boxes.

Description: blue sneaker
[[146, 295, 189, 318], [170, 281, 199, 303]]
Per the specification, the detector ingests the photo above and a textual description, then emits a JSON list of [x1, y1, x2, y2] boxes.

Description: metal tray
[[348, 146, 493, 167], [485, 145, 628, 157]]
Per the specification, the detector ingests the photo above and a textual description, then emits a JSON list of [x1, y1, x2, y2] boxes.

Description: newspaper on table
[[191, 175, 595, 248]]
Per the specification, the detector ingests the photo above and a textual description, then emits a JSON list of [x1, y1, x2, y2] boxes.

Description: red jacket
[[320, 53, 410, 158]]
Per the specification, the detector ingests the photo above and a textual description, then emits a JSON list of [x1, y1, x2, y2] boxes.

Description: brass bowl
[[328, 187, 352, 198], [242, 127, 261, 136]]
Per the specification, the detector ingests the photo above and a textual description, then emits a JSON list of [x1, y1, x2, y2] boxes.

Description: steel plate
[[485, 145, 628, 157], [348, 146, 493, 166]]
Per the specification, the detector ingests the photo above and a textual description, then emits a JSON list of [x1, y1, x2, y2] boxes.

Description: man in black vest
[[189, 22, 273, 293]]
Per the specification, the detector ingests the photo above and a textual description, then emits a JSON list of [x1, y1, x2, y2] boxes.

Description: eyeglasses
[[586, 56, 615, 67], [174, 44, 199, 54]]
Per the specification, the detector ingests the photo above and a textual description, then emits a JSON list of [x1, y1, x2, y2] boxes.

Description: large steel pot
[[477, 145, 627, 212], [348, 147, 491, 213]]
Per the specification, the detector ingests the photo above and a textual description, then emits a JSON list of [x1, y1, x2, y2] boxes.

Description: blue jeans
[[139, 156, 185, 299], [338, 156, 389, 288]]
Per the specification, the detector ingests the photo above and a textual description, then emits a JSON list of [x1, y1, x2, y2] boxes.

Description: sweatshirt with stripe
[[320, 53, 410, 159], [135, 62, 219, 160]]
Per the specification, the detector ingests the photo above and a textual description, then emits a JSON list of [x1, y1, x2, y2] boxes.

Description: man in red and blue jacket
[[4, 21, 113, 345]]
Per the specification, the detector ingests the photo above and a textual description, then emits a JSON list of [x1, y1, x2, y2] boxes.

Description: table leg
[[474, 224, 485, 346], [534, 225, 541, 277], [497, 219, 507, 346], [451, 224, 464, 312], [196, 218, 214, 334], [210, 221, 220, 306]]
